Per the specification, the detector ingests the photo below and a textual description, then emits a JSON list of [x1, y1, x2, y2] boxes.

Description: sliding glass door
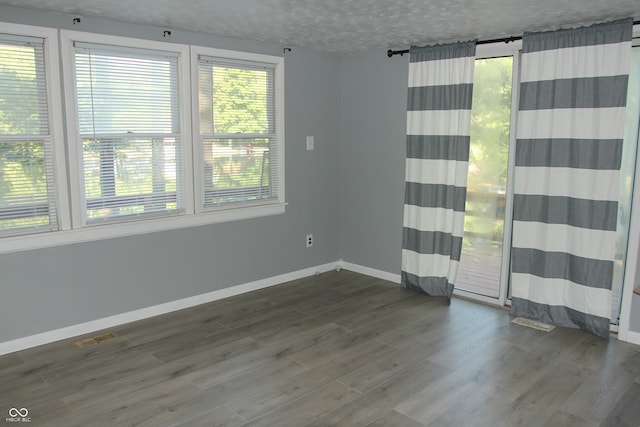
[[457, 56, 513, 299], [612, 46, 640, 324], [457, 46, 638, 326]]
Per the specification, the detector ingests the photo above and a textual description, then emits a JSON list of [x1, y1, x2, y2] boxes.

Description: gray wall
[[339, 51, 408, 274], [0, 6, 341, 342], [2, 5, 639, 342]]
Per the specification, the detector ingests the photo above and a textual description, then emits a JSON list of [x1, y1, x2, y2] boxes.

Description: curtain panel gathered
[[510, 19, 633, 338], [401, 41, 476, 300]]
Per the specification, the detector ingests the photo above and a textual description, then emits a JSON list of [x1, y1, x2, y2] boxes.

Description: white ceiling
[[1, 0, 639, 52]]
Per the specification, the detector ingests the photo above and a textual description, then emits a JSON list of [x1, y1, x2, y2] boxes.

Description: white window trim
[[190, 45, 286, 214], [60, 30, 196, 228], [0, 202, 286, 254], [617, 31, 640, 343], [0, 23, 70, 232], [0, 27, 286, 255]]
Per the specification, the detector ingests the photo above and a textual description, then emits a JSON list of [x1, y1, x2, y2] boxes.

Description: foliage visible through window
[[463, 56, 513, 256], [198, 58, 278, 208], [0, 36, 57, 236], [73, 44, 183, 223], [1, 30, 285, 243]]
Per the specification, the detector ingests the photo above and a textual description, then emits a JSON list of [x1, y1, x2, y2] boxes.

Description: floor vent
[[511, 317, 556, 332], [73, 332, 117, 348]]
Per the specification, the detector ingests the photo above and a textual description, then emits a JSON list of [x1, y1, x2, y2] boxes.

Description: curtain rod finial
[[387, 49, 409, 57]]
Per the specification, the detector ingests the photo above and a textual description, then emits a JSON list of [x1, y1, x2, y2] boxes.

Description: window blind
[[198, 56, 278, 208], [0, 35, 58, 236], [73, 43, 184, 223]]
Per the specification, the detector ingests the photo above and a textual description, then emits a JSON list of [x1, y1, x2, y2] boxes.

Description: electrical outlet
[[306, 234, 313, 247], [306, 136, 314, 151]]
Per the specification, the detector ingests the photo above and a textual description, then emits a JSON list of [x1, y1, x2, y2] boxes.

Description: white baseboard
[[624, 330, 640, 346], [7, 258, 629, 355], [337, 259, 401, 284], [0, 261, 339, 356]]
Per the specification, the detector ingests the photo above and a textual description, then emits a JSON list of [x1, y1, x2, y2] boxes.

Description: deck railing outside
[[457, 188, 505, 298]]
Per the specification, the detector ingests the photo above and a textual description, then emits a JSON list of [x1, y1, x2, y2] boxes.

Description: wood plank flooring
[[1, 270, 639, 426]]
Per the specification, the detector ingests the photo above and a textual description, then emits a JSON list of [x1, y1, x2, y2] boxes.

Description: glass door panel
[[612, 46, 640, 323], [457, 56, 513, 298]]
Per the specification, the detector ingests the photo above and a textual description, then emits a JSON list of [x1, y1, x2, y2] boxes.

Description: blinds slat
[[198, 55, 276, 71], [74, 41, 180, 60]]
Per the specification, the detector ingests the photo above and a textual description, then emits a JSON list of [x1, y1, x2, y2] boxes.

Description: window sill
[[0, 202, 286, 255]]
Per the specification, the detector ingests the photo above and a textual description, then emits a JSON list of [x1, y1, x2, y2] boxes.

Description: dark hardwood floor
[[1, 270, 639, 426]]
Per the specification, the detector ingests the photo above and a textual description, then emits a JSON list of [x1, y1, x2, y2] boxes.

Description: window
[[194, 48, 284, 212], [0, 27, 64, 237], [0, 28, 286, 252], [70, 42, 185, 225]]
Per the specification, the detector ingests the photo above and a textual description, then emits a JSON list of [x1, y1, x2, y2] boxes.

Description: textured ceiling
[[1, 0, 638, 52]]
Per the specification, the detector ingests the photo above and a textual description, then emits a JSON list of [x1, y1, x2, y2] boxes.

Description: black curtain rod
[[387, 20, 640, 57], [386, 36, 519, 57]]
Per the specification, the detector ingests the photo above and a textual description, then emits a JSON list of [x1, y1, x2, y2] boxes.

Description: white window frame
[[61, 30, 195, 228], [452, 40, 521, 308], [191, 45, 286, 218], [0, 27, 286, 255], [0, 23, 70, 235], [617, 27, 640, 343]]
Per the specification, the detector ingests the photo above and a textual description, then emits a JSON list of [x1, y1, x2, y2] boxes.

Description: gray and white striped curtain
[[510, 19, 633, 338], [401, 42, 476, 300]]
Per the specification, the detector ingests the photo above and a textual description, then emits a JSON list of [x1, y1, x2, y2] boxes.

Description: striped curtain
[[510, 19, 633, 338], [401, 42, 476, 300]]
